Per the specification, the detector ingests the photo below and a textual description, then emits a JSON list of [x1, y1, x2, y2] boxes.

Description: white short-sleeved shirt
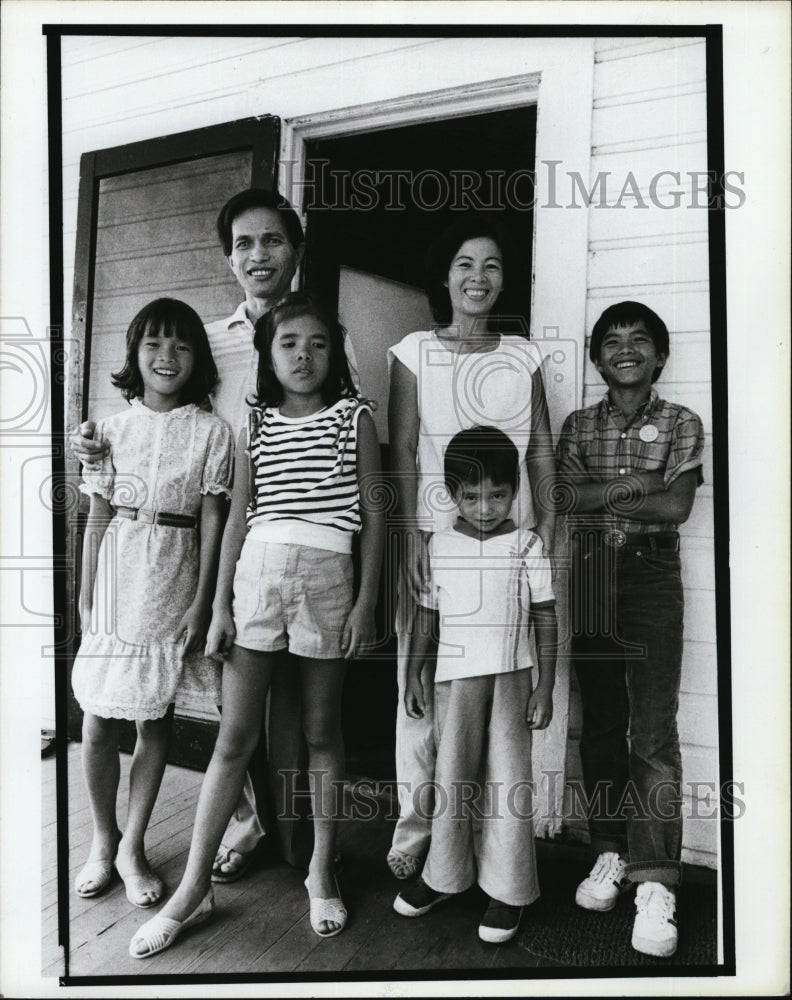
[[426, 526, 555, 683], [388, 330, 544, 533]]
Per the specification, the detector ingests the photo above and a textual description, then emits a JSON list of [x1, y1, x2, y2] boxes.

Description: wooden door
[[66, 117, 280, 768]]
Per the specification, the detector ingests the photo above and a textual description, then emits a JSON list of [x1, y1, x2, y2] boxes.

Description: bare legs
[[156, 646, 276, 922], [300, 656, 347, 933], [153, 648, 347, 934], [78, 708, 174, 899]]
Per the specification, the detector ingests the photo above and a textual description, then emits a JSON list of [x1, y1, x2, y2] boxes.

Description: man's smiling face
[[226, 206, 303, 308]]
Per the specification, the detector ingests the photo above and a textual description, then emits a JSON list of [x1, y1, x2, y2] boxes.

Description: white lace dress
[[71, 400, 233, 720]]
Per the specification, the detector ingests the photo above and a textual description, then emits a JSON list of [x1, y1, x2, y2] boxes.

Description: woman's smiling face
[[444, 237, 504, 323]]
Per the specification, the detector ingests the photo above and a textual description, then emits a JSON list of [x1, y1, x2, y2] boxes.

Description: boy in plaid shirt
[[557, 301, 704, 958]]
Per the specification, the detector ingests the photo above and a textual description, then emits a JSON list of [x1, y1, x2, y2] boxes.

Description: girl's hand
[[176, 599, 210, 655], [404, 667, 428, 719], [342, 601, 375, 660], [402, 527, 432, 603], [205, 605, 236, 662], [526, 684, 554, 730]]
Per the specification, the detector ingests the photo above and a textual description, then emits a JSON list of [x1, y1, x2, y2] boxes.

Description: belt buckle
[[137, 508, 156, 524], [603, 529, 626, 548]]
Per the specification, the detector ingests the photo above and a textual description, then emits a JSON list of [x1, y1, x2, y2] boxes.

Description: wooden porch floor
[[43, 742, 714, 981], [43, 743, 569, 980]]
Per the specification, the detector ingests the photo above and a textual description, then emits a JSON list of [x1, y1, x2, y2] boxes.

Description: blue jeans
[[570, 528, 684, 887]]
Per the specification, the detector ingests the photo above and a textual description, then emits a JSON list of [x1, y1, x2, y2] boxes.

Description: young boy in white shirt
[[393, 426, 557, 943]]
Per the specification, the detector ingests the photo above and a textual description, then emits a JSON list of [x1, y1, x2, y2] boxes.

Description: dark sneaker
[[478, 897, 523, 944], [575, 851, 630, 912], [393, 877, 452, 917]]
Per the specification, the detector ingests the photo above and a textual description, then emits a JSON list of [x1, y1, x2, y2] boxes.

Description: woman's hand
[[526, 683, 554, 730], [404, 668, 427, 719], [342, 600, 376, 660], [176, 598, 211, 655], [205, 604, 236, 662], [404, 659, 435, 719]]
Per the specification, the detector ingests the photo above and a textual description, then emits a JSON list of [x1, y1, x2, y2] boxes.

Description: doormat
[[520, 857, 718, 968]]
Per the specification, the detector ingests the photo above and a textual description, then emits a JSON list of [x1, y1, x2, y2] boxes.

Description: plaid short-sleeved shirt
[[556, 389, 705, 533]]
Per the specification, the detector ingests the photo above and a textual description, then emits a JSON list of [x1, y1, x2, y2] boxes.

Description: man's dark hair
[[216, 188, 305, 256]]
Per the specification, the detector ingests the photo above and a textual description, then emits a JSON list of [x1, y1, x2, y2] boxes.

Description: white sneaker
[[575, 852, 630, 912], [631, 882, 678, 958]]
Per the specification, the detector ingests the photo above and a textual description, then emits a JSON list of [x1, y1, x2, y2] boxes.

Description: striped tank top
[[246, 397, 370, 544]]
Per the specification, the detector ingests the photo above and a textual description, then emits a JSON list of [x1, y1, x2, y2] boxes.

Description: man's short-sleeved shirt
[[556, 388, 705, 533]]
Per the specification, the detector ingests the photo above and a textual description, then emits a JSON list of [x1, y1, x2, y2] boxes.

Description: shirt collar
[[223, 300, 254, 333], [601, 386, 659, 419]]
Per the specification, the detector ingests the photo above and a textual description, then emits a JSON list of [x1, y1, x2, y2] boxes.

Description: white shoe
[[632, 882, 678, 958], [129, 888, 215, 959], [304, 876, 347, 937], [575, 852, 630, 912]]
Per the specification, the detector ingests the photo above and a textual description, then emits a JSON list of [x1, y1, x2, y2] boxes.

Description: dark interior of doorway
[[303, 106, 537, 782]]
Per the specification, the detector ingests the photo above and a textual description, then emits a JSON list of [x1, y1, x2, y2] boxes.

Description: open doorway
[[301, 107, 538, 779]]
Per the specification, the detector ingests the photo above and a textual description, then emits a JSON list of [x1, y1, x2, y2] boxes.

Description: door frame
[[278, 52, 595, 831], [279, 47, 595, 432]]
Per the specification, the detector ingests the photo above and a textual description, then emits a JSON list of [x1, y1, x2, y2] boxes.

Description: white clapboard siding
[[85, 153, 250, 423], [594, 39, 707, 100], [57, 32, 721, 869], [563, 37, 720, 869]]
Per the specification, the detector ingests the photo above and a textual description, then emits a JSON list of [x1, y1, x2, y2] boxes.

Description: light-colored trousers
[[392, 584, 437, 862], [223, 774, 265, 854], [422, 669, 540, 907]]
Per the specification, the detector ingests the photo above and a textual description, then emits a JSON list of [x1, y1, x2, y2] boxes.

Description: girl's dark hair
[[111, 298, 219, 404], [444, 425, 520, 495], [425, 214, 513, 325], [589, 301, 670, 384], [250, 292, 358, 408]]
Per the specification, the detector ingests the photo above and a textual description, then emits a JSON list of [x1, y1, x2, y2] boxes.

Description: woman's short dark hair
[[216, 189, 305, 256], [111, 297, 219, 404], [589, 301, 670, 384], [444, 425, 520, 495], [425, 214, 513, 325], [251, 292, 358, 408]]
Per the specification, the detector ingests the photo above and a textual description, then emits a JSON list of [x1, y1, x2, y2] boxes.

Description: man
[[71, 189, 320, 879]]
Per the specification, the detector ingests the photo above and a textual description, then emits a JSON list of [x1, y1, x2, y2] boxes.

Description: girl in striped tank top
[[131, 294, 384, 957]]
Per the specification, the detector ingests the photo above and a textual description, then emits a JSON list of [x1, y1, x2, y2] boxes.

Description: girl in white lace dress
[[72, 298, 233, 910]]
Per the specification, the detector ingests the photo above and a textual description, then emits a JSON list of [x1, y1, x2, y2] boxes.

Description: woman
[[386, 214, 556, 879]]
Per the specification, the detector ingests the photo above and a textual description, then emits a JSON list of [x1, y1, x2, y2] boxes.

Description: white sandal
[[74, 858, 114, 898], [129, 888, 215, 959], [304, 876, 347, 937]]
